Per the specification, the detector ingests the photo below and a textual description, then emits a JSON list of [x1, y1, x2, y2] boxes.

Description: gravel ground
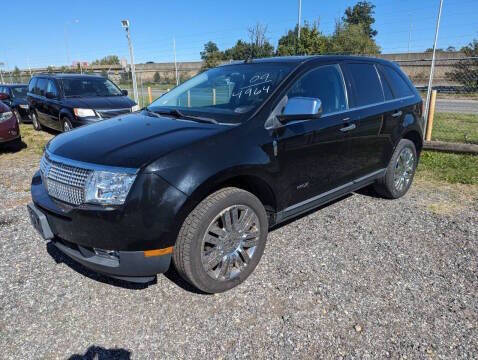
[[0, 150, 477, 359]]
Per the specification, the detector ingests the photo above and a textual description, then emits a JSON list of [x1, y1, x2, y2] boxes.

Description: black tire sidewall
[[385, 139, 417, 198], [13, 109, 22, 124], [187, 191, 268, 293]]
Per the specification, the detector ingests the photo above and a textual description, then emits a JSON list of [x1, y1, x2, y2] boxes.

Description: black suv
[[28, 56, 423, 293], [27, 74, 138, 132], [0, 84, 31, 124]]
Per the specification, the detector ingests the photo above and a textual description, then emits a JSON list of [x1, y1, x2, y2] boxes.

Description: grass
[[417, 150, 478, 185], [431, 112, 478, 144]]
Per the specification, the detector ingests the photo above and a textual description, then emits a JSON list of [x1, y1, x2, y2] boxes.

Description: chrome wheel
[[13, 110, 21, 124], [393, 147, 415, 192], [63, 121, 71, 132], [32, 113, 39, 129], [201, 205, 261, 281]]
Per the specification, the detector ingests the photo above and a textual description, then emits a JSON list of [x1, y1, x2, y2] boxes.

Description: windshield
[[61, 77, 123, 97], [11, 86, 28, 98], [148, 63, 295, 123]]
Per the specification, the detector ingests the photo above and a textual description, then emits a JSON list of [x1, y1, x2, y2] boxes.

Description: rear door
[[341, 62, 390, 180]]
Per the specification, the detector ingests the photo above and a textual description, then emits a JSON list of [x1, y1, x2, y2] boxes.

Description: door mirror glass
[[121, 89, 128, 96], [278, 97, 322, 123]]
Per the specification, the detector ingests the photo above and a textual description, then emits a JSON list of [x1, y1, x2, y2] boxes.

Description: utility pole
[[297, 0, 302, 40], [424, 0, 444, 136], [408, 22, 413, 54], [64, 20, 79, 67], [174, 37, 179, 86], [121, 20, 139, 104], [0, 62, 4, 84]]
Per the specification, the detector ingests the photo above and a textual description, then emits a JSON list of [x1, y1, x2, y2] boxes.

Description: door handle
[[391, 110, 403, 118], [340, 123, 356, 132]]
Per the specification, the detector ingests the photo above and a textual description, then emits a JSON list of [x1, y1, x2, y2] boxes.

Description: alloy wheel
[[201, 205, 261, 281], [393, 147, 415, 192], [63, 121, 71, 132]]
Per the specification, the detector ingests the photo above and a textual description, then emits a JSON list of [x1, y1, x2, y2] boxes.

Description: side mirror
[[121, 89, 128, 96], [45, 92, 56, 99], [0, 93, 10, 101], [277, 97, 322, 123]]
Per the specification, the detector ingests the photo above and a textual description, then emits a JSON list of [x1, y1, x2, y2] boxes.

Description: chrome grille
[[96, 108, 132, 119], [40, 154, 92, 205]]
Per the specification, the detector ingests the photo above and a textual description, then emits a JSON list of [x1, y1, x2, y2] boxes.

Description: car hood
[[62, 96, 135, 109], [46, 112, 230, 169]]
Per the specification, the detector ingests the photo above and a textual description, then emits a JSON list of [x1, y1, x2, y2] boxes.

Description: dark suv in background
[[27, 74, 138, 132], [0, 84, 30, 124], [28, 56, 424, 293]]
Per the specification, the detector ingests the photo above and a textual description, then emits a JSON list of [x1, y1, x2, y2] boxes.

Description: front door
[[272, 64, 353, 209]]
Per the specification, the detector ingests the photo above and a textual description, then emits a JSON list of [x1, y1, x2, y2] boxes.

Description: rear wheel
[[31, 111, 42, 131], [374, 139, 417, 199], [173, 187, 268, 293]]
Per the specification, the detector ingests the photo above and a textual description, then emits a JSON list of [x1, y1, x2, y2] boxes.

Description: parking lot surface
[[1, 152, 477, 359]]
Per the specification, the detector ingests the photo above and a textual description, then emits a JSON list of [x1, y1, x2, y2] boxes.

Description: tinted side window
[[346, 63, 384, 107], [36, 78, 48, 97], [286, 65, 347, 115], [46, 80, 59, 98], [28, 78, 37, 93], [382, 65, 414, 98]]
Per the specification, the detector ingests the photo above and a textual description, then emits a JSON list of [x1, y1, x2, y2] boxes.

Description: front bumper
[[0, 115, 20, 143]]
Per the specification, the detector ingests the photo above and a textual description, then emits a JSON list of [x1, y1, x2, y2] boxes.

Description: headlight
[[85, 171, 137, 205], [19, 104, 29, 109], [0, 111, 13, 123], [74, 108, 96, 117], [131, 105, 140, 112]]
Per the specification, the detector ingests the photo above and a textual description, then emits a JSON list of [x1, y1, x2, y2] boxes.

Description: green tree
[[46, 66, 54, 74], [329, 22, 380, 55], [343, 1, 377, 38], [446, 39, 478, 90], [153, 71, 161, 83], [277, 22, 329, 56], [200, 41, 224, 70], [13, 66, 21, 81], [91, 55, 120, 66]]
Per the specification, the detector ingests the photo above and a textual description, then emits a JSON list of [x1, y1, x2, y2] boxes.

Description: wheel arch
[[402, 129, 423, 155]]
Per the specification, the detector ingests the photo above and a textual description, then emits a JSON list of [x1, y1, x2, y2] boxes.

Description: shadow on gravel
[[46, 242, 155, 290], [46, 241, 209, 294], [354, 185, 383, 199], [68, 345, 131, 360], [0, 139, 27, 154]]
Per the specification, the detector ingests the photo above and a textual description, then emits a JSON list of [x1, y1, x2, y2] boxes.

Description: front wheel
[[31, 111, 42, 131], [173, 187, 268, 293], [13, 109, 22, 125], [62, 117, 73, 132], [374, 139, 417, 199]]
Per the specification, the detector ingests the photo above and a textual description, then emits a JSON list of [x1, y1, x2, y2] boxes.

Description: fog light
[[94, 248, 119, 260]]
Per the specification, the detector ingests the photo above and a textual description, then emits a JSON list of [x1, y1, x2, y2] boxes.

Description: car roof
[[33, 73, 104, 79], [222, 55, 396, 67]]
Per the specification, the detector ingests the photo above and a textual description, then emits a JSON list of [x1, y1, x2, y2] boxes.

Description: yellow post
[[426, 90, 437, 141], [148, 87, 153, 104]]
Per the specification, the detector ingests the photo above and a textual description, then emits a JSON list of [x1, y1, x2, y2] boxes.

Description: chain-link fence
[[394, 56, 478, 145]]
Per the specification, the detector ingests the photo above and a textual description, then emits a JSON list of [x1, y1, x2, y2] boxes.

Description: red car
[[0, 94, 21, 147]]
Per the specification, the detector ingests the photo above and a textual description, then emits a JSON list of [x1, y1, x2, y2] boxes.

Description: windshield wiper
[[152, 109, 218, 124]]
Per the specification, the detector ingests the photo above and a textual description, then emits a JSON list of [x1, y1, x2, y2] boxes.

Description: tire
[[374, 139, 417, 199], [13, 109, 22, 125], [62, 117, 73, 132], [31, 111, 42, 131], [173, 187, 269, 293]]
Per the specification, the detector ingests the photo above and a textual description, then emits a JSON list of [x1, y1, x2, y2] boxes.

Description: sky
[[2, 0, 478, 70]]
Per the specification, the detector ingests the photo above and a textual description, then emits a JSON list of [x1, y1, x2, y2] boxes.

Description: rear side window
[[346, 63, 384, 107], [381, 65, 414, 98], [28, 78, 37, 93], [286, 65, 348, 115], [36, 78, 48, 97]]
